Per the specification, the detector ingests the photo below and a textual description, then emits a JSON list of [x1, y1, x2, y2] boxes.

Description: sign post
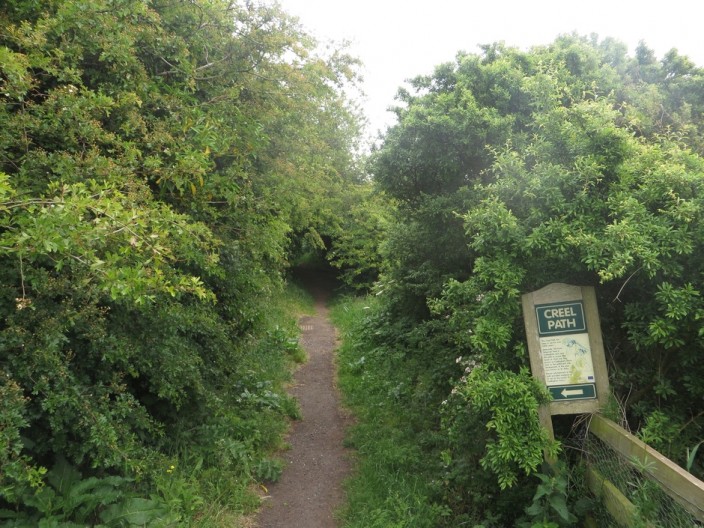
[[522, 284, 610, 447]]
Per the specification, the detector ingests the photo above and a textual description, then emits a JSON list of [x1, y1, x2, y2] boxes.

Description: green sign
[[548, 383, 596, 401], [524, 284, 610, 416], [536, 301, 586, 336]]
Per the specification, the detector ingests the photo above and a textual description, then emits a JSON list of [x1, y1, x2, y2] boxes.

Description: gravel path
[[255, 279, 351, 528]]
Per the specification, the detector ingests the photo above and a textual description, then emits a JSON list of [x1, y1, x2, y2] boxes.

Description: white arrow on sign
[[561, 388, 584, 398]]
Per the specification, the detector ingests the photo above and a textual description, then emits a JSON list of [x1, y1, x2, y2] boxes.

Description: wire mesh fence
[[567, 417, 703, 528]]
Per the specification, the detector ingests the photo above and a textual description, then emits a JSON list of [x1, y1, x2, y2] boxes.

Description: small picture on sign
[[564, 337, 588, 355], [539, 333, 595, 386]]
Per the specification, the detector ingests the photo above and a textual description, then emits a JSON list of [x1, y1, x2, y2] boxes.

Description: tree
[[0, 0, 364, 522], [366, 34, 704, 524]]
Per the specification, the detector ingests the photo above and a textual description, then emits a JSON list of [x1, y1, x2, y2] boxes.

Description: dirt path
[[255, 279, 351, 528]]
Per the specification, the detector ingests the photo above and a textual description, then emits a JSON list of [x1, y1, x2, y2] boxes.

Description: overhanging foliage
[[0, 0, 364, 524], [364, 34, 704, 525]]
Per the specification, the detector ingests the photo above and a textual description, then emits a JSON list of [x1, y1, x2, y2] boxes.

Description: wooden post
[[523, 283, 610, 470], [586, 466, 642, 527]]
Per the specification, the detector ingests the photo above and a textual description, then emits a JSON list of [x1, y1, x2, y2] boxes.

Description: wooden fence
[[585, 413, 704, 527]]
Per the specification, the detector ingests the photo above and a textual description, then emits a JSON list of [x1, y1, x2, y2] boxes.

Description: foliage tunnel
[[0, 0, 366, 524]]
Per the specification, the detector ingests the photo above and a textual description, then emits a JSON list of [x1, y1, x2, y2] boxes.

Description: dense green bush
[[362, 34, 704, 524], [0, 0, 362, 524]]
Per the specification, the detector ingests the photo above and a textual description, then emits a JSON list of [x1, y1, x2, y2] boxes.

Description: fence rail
[[586, 413, 704, 526]]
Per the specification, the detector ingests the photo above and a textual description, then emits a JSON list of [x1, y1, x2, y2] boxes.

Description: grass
[[330, 295, 449, 528], [278, 277, 317, 318], [189, 279, 315, 527]]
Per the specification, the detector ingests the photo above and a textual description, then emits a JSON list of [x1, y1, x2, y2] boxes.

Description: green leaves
[[0, 0, 364, 524], [0, 456, 162, 526], [522, 469, 578, 527], [367, 32, 704, 524], [459, 366, 557, 489], [327, 186, 390, 290], [0, 46, 32, 99], [0, 180, 218, 304], [100, 498, 179, 527]]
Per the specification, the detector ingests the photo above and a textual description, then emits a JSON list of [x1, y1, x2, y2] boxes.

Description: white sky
[[269, 0, 704, 140]]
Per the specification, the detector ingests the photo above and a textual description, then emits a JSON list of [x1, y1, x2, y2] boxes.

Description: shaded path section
[[256, 278, 350, 528]]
